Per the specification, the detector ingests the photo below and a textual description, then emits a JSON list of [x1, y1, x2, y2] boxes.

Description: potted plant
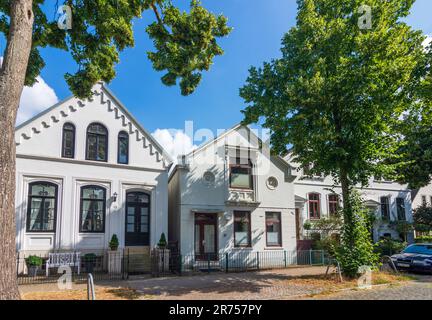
[[83, 253, 97, 274], [25, 255, 43, 277], [109, 234, 119, 251], [158, 233, 167, 249]]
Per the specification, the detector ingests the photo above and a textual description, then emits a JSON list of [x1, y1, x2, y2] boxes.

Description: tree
[[394, 112, 432, 189], [413, 204, 432, 234], [0, 0, 231, 299], [336, 191, 379, 277], [240, 0, 430, 275]]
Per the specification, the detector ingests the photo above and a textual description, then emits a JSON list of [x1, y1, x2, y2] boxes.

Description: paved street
[[19, 268, 432, 300], [310, 275, 432, 300]]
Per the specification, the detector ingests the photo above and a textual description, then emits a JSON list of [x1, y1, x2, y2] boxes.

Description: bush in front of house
[[83, 253, 97, 273], [25, 255, 43, 277], [158, 233, 167, 248], [109, 234, 119, 250], [415, 235, 432, 243], [374, 238, 406, 257], [25, 255, 43, 267]]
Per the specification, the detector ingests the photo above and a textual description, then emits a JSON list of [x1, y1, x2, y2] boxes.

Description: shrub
[[158, 233, 167, 248], [415, 235, 432, 243], [335, 190, 380, 278], [83, 253, 97, 262], [312, 237, 341, 257], [109, 234, 119, 250], [375, 238, 406, 256], [25, 255, 43, 267]]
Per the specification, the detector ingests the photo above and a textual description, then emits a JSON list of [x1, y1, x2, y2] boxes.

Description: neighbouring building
[[15, 83, 172, 263], [168, 125, 298, 265], [284, 153, 415, 248], [411, 183, 432, 210]]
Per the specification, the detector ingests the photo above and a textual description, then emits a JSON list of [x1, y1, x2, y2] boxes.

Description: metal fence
[[17, 249, 330, 284], [153, 249, 331, 276]]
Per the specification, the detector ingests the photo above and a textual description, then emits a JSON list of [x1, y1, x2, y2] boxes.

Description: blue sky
[[3, 0, 432, 157]]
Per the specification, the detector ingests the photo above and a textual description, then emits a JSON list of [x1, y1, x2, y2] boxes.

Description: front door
[[194, 213, 218, 260], [295, 208, 301, 241], [125, 192, 150, 246]]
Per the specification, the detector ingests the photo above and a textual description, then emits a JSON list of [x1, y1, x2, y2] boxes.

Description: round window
[[203, 171, 216, 186], [266, 176, 278, 190]]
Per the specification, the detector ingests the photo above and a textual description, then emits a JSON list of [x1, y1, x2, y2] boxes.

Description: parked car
[[391, 243, 432, 273]]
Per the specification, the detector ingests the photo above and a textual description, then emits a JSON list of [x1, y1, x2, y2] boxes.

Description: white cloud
[[423, 35, 432, 48], [17, 76, 59, 125], [152, 129, 197, 162], [0, 56, 59, 126]]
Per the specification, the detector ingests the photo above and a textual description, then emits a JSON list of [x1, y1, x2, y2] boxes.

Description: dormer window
[[86, 123, 108, 162], [118, 131, 129, 164], [62, 123, 75, 158], [229, 149, 253, 190]]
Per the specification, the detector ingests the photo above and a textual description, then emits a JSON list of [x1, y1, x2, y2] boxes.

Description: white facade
[[412, 183, 432, 210], [284, 154, 415, 244], [15, 83, 171, 256], [168, 125, 298, 260]]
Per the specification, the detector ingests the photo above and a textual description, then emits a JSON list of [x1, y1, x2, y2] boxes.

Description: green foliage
[[303, 220, 312, 231], [109, 234, 119, 250], [374, 238, 406, 257], [394, 114, 432, 189], [413, 204, 432, 233], [83, 253, 97, 262], [25, 255, 43, 267], [146, 0, 232, 95], [0, 0, 231, 98], [336, 191, 379, 277], [389, 220, 414, 241], [312, 236, 341, 257], [415, 235, 432, 243], [240, 0, 431, 187], [158, 232, 167, 248]]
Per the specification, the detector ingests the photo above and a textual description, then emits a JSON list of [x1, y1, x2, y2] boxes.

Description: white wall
[[15, 84, 170, 254], [171, 126, 297, 256], [412, 183, 432, 210], [286, 154, 414, 243]]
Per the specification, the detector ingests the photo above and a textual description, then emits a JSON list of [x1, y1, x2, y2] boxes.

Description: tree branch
[[151, 4, 163, 25]]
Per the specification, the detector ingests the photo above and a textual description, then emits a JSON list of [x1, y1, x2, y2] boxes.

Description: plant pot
[[85, 261, 94, 274], [110, 246, 118, 251], [28, 265, 39, 277]]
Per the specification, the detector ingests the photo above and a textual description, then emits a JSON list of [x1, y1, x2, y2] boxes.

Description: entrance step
[[125, 246, 151, 273]]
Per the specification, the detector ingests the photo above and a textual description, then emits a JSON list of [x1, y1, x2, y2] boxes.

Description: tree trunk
[[339, 166, 354, 245], [0, 0, 34, 300]]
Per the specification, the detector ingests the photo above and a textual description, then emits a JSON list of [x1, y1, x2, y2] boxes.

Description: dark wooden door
[[194, 213, 217, 260], [295, 208, 300, 241], [125, 192, 150, 246]]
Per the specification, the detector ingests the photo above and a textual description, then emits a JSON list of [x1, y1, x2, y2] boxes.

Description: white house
[[168, 125, 298, 263], [284, 154, 415, 247], [412, 183, 432, 210], [15, 83, 172, 261]]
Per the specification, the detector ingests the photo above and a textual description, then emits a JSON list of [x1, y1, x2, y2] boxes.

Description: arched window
[[27, 182, 58, 232], [62, 123, 75, 158], [86, 123, 108, 162], [80, 186, 106, 233], [118, 131, 129, 164], [308, 193, 321, 220]]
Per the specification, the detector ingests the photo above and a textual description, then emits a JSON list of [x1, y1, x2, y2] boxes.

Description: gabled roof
[[15, 82, 173, 168], [186, 123, 293, 171]]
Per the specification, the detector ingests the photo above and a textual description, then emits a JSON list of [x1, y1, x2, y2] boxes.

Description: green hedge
[[415, 236, 432, 243]]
